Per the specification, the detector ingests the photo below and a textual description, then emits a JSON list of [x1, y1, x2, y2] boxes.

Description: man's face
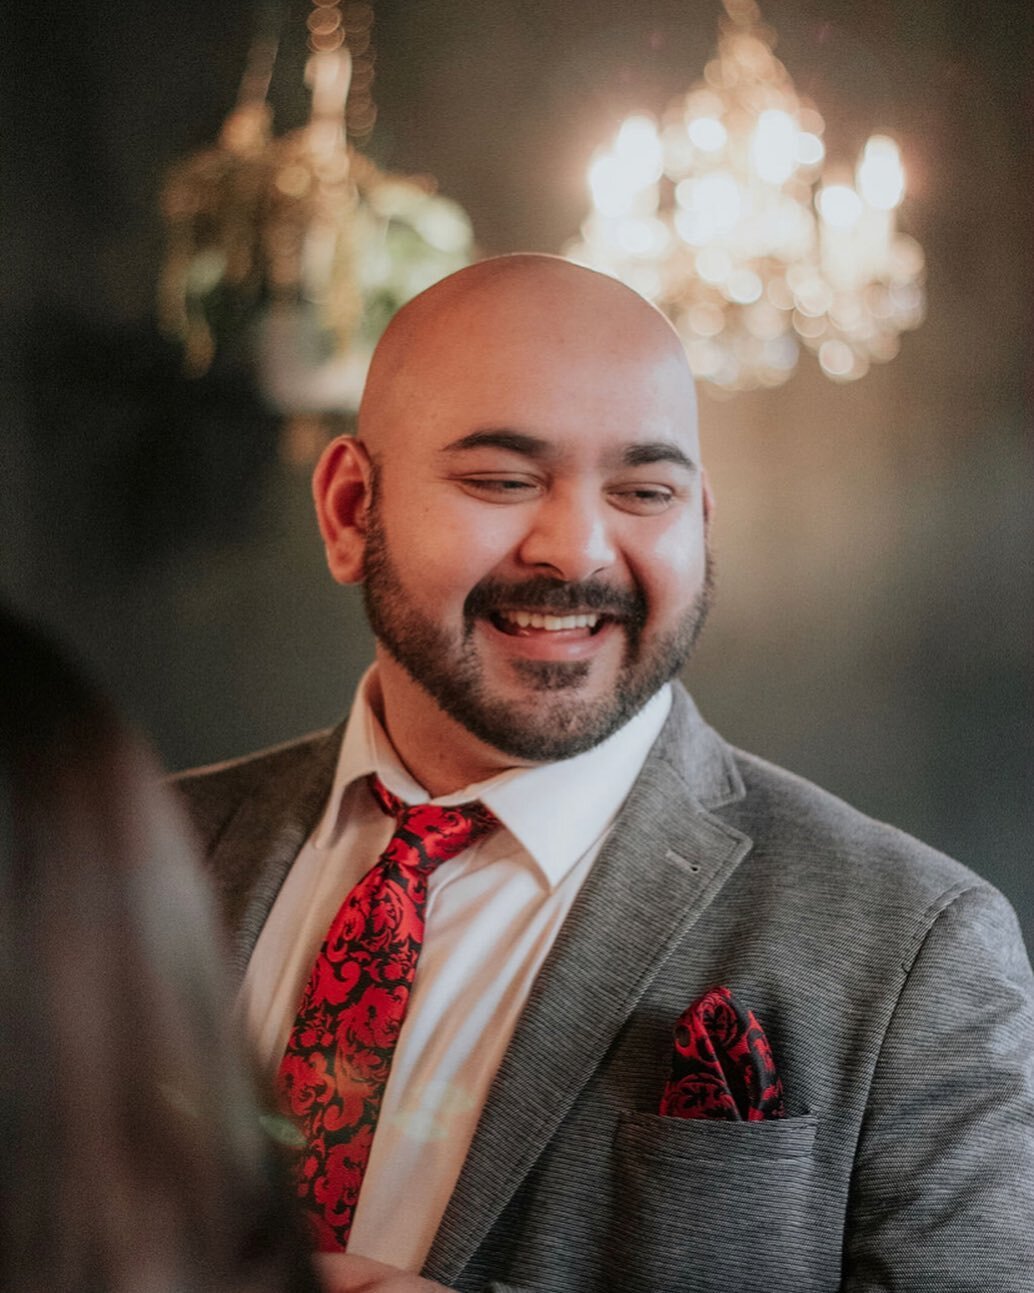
[[362, 477, 713, 762], [355, 275, 713, 765]]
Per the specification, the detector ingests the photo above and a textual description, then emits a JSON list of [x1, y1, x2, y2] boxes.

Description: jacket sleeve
[[843, 882, 1034, 1290]]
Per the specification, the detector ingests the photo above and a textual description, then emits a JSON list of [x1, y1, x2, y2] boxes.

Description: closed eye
[[456, 475, 543, 502], [608, 485, 678, 516]]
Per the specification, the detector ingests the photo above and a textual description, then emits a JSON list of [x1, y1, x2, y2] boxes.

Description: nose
[[516, 486, 617, 583]]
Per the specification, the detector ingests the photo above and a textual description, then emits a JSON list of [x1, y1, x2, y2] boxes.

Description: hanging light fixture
[[158, 1, 476, 418], [565, 0, 926, 390]]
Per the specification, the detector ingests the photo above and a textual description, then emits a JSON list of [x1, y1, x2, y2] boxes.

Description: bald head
[[357, 254, 699, 461]]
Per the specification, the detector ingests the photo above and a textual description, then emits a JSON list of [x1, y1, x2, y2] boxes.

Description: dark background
[[2, 1, 1031, 939]]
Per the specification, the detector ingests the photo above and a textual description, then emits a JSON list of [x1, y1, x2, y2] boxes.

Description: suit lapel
[[206, 725, 343, 982], [425, 689, 752, 1284]]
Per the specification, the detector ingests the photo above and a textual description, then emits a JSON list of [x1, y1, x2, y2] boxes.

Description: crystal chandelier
[[565, 0, 926, 390], [159, 1, 475, 415]]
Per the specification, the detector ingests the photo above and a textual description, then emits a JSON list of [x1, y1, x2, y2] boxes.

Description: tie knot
[[367, 773, 499, 870]]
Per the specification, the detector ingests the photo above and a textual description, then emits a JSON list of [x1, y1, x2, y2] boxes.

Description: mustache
[[464, 576, 646, 625]]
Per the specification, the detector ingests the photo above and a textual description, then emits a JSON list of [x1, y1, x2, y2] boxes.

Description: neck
[[370, 651, 532, 796]]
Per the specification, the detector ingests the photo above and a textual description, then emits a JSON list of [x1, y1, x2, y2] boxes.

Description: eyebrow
[[619, 441, 697, 472], [441, 428, 552, 458], [440, 428, 697, 472]]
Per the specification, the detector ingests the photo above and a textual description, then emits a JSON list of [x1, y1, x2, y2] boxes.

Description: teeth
[[501, 611, 600, 631]]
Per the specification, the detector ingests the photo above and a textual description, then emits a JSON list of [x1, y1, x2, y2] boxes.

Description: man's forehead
[[360, 255, 699, 454], [421, 274, 680, 363], [375, 336, 701, 464]]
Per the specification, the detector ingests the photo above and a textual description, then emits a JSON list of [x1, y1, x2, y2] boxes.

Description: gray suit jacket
[[174, 685, 1034, 1292]]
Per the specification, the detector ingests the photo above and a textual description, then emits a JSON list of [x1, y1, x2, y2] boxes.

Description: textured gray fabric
[[172, 724, 343, 979], [174, 686, 1034, 1292]]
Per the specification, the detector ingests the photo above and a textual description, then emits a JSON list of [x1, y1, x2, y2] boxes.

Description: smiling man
[[176, 255, 1034, 1293]]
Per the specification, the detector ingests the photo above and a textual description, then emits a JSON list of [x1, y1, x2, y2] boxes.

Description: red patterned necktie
[[276, 773, 499, 1251]]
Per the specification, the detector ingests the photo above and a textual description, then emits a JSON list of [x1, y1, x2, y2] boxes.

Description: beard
[[361, 494, 715, 763]]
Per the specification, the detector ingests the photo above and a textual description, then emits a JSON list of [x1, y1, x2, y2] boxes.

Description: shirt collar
[[313, 667, 672, 891]]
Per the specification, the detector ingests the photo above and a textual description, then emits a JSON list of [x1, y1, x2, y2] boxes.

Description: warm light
[[661, 122, 696, 172], [696, 247, 732, 284], [687, 116, 727, 152], [727, 268, 764, 304], [857, 135, 905, 210], [819, 338, 861, 379], [565, 0, 925, 391], [751, 110, 798, 185], [588, 155, 639, 217], [793, 276, 833, 318], [586, 117, 664, 219], [615, 216, 669, 256], [673, 207, 705, 246], [743, 301, 785, 339], [686, 302, 725, 336], [796, 132, 825, 167], [694, 172, 742, 228], [674, 173, 742, 245], [614, 115, 664, 185], [889, 235, 925, 280], [414, 200, 473, 254], [818, 184, 863, 229]]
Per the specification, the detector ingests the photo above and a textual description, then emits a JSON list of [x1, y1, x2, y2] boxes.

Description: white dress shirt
[[239, 669, 671, 1271]]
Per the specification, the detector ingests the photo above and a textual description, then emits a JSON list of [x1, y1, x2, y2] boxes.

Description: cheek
[[384, 497, 521, 595], [449, 510, 518, 568], [633, 520, 707, 614]]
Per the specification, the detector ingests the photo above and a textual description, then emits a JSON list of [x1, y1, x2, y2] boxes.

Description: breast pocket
[[607, 1110, 827, 1293]]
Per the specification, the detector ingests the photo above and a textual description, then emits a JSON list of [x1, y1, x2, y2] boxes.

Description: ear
[[701, 466, 716, 528], [312, 435, 373, 585]]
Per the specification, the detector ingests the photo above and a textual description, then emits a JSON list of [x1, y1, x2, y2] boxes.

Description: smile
[[491, 610, 605, 635]]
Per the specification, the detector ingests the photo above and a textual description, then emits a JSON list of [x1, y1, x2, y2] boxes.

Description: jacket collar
[[207, 724, 345, 981]]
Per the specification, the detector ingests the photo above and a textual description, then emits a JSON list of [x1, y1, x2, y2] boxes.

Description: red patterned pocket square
[[660, 986, 786, 1121]]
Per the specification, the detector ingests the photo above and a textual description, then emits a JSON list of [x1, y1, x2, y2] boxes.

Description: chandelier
[[565, 0, 926, 390], [158, 1, 475, 418]]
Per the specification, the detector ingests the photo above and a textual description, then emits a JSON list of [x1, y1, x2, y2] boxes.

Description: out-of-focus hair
[[0, 607, 315, 1292]]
